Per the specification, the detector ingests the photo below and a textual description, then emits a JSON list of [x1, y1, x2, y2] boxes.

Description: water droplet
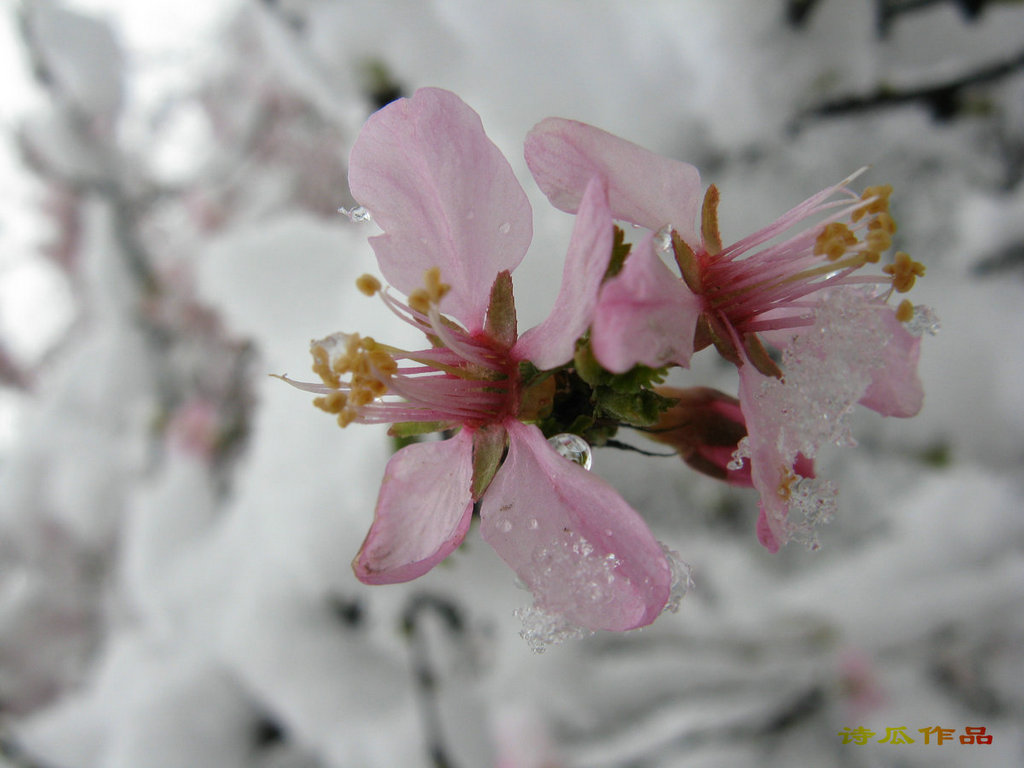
[[547, 433, 593, 470], [498, 221, 511, 235], [527, 518, 539, 530], [338, 205, 372, 223], [498, 519, 513, 533], [654, 225, 674, 253]]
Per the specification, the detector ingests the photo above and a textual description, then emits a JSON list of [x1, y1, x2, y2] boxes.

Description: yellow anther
[[852, 184, 893, 222], [896, 298, 915, 323], [369, 351, 397, 376], [356, 274, 382, 296], [865, 228, 892, 253], [862, 250, 882, 264], [311, 344, 341, 388], [883, 252, 926, 293], [814, 222, 858, 261], [350, 388, 375, 407], [423, 266, 450, 303], [337, 410, 356, 428], [408, 289, 431, 315], [329, 334, 363, 375], [777, 465, 797, 501], [313, 391, 348, 414], [869, 212, 897, 235]]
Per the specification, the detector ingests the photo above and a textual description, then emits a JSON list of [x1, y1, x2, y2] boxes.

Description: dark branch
[[401, 594, 467, 768], [801, 46, 1024, 122]]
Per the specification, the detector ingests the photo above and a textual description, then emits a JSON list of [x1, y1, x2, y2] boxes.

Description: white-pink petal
[[479, 421, 670, 632], [591, 233, 702, 373], [353, 429, 475, 584], [525, 117, 702, 244], [859, 309, 924, 417], [349, 88, 533, 332], [737, 362, 792, 551], [514, 176, 613, 370]]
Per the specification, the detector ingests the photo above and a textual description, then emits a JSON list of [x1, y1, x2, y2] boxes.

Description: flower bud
[[648, 386, 753, 487]]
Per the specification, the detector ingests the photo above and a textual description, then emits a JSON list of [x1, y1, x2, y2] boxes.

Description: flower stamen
[[883, 252, 926, 293]]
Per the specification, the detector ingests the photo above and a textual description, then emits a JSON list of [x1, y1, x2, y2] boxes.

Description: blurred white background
[[1, 1, 1023, 766]]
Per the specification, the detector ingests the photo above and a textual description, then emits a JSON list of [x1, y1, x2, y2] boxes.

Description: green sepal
[[672, 230, 702, 293], [471, 424, 507, 501], [389, 421, 450, 453], [573, 336, 669, 393], [572, 336, 606, 387], [594, 387, 677, 428], [605, 226, 632, 279], [700, 312, 743, 367], [484, 270, 517, 348], [387, 421, 449, 438], [742, 333, 783, 379], [701, 184, 722, 256]]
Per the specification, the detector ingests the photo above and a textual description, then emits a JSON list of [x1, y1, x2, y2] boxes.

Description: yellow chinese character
[[838, 726, 876, 745], [918, 725, 956, 745], [878, 726, 915, 744]]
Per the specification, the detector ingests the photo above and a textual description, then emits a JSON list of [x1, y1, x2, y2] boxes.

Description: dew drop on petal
[[498, 221, 511, 235], [338, 205, 372, 223], [547, 433, 593, 470], [498, 519, 513, 533], [654, 225, 674, 254], [527, 518, 539, 530]]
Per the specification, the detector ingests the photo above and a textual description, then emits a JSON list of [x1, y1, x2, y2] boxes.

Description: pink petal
[[349, 88, 532, 332], [353, 429, 474, 584], [525, 117, 702, 244], [737, 362, 793, 550], [591, 233, 702, 373], [755, 503, 781, 553], [479, 421, 671, 632], [859, 309, 924, 417], [513, 176, 613, 369]]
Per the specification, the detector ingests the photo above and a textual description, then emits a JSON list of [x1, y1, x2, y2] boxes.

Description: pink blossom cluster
[[284, 88, 930, 635]]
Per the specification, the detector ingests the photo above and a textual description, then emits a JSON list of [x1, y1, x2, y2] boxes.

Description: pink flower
[[526, 118, 928, 550], [286, 90, 671, 631]]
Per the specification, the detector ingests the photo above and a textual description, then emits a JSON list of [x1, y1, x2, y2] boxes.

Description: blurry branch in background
[[800, 46, 1024, 123], [0, 343, 32, 390], [255, 0, 406, 113], [873, 0, 1024, 34], [401, 594, 468, 768], [973, 240, 1024, 276], [15, 0, 259, 478], [553, 614, 1020, 767], [786, 0, 1024, 33], [0, 726, 58, 768], [792, 39, 1024, 191]]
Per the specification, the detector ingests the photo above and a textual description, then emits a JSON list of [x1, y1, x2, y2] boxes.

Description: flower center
[[673, 175, 926, 344], [298, 268, 518, 431]]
